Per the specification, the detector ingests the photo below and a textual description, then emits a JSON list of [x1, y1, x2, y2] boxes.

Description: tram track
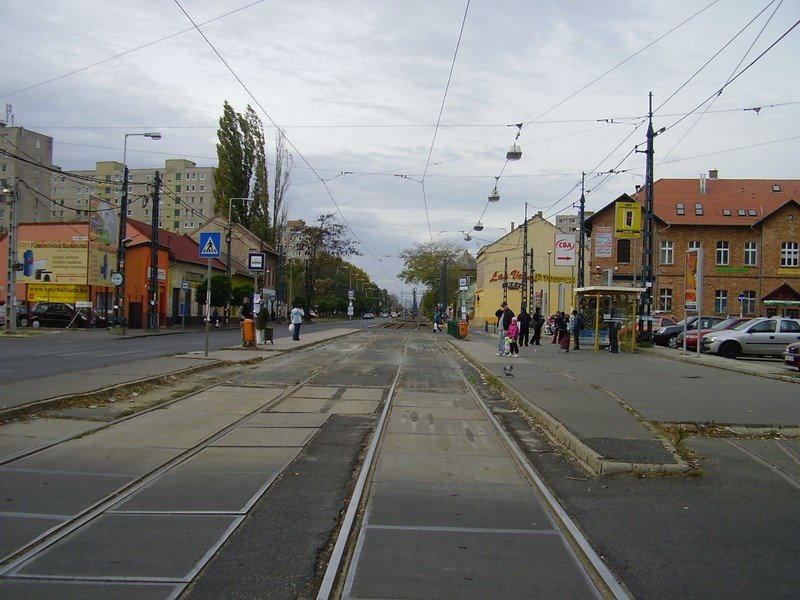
[[0, 331, 391, 591], [316, 333, 628, 600]]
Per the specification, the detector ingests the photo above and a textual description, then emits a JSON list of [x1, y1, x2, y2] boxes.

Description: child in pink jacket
[[507, 317, 520, 357]]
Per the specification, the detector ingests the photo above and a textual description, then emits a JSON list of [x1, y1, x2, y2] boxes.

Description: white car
[[700, 317, 800, 359]]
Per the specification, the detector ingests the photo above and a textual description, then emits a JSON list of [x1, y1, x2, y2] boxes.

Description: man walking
[[290, 304, 304, 341], [517, 306, 531, 347], [532, 306, 545, 346]]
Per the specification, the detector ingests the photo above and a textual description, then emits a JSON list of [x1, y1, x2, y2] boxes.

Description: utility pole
[[114, 164, 130, 331], [529, 248, 535, 310], [2, 179, 19, 333], [503, 257, 509, 303], [521, 203, 528, 311], [577, 172, 586, 288], [148, 172, 160, 330], [641, 93, 658, 342]]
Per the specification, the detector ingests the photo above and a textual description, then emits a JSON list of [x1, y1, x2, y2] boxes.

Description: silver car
[[700, 317, 800, 359]]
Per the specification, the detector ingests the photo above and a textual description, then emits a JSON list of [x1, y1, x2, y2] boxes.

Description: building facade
[[585, 175, 800, 320], [0, 126, 57, 227]]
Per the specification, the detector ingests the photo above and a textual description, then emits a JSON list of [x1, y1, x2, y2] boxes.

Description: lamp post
[[224, 197, 253, 324], [547, 250, 552, 317], [114, 132, 160, 333]]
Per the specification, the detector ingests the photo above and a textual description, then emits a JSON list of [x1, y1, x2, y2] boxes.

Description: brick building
[[585, 174, 800, 320]]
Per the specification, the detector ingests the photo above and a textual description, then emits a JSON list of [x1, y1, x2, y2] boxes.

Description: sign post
[[199, 232, 222, 356], [738, 292, 746, 318]]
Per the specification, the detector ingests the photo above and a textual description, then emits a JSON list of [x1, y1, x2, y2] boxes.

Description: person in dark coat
[[570, 309, 583, 350], [552, 311, 565, 344], [558, 313, 570, 352], [517, 307, 531, 347], [496, 302, 515, 355], [532, 306, 545, 345]]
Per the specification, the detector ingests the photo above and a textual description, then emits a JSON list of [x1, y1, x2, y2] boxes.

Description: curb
[[449, 339, 690, 476]]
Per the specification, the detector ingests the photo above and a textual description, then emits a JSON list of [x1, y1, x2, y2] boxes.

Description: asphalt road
[[0, 319, 371, 384]]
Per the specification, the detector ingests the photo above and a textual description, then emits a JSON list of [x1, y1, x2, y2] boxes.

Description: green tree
[[398, 240, 464, 315], [196, 275, 231, 307], [213, 102, 271, 242], [296, 214, 360, 319]]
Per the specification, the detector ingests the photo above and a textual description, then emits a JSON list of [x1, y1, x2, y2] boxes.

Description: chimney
[[510, 222, 515, 231], [700, 173, 706, 194], [635, 184, 641, 193], [708, 169, 718, 180]]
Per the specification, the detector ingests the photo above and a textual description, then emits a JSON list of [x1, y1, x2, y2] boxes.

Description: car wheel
[[31, 320, 41, 329], [19, 318, 29, 327], [718, 341, 740, 359], [668, 336, 679, 349]]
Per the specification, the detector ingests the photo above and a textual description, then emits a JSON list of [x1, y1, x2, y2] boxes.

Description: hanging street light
[[473, 222, 484, 232], [506, 143, 522, 161], [488, 176, 500, 202]]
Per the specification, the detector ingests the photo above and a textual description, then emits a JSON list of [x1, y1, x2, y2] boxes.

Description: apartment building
[[0, 125, 57, 227], [585, 173, 800, 319]]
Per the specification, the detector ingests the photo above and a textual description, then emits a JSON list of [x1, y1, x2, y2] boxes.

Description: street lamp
[[224, 197, 253, 324], [114, 132, 161, 332], [547, 250, 552, 317]]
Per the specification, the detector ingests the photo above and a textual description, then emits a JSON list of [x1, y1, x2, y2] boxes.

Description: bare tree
[[271, 131, 292, 247]]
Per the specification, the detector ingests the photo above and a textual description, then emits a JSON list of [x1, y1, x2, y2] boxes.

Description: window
[[750, 320, 776, 333], [688, 240, 701, 250], [714, 290, 728, 314], [173, 221, 179, 229], [781, 242, 799, 267], [744, 242, 758, 266], [748, 209, 757, 216], [676, 203, 685, 215], [176, 173, 182, 181], [773, 184, 782, 192], [722, 209, 731, 216], [660, 240, 674, 264], [716, 241, 729, 265], [175, 185, 181, 193], [200, 172, 205, 180], [659, 288, 673, 312], [737, 209, 746, 216], [695, 203, 704, 215], [1, 164, 6, 173], [174, 209, 180, 217], [617, 239, 631, 263], [199, 185, 205, 192], [77, 187, 82, 195], [743, 290, 756, 315], [780, 320, 800, 333]]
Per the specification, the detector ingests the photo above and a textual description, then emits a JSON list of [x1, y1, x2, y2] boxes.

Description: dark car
[[784, 342, 800, 371], [28, 303, 104, 328], [674, 316, 751, 351], [654, 315, 725, 347]]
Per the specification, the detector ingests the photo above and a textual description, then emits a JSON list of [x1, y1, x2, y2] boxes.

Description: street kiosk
[[573, 286, 646, 353]]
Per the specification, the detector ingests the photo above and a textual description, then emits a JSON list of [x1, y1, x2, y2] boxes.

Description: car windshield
[[710, 317, 740, 330]]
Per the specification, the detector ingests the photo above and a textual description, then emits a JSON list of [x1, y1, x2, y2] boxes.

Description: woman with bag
[[290, 304, 304, 341]]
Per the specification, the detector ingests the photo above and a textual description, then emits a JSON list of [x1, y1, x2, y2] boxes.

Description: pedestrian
[[507, 316, 520, 357], [433, 308, 442, 332], [570, 309, 583, 350], [608, 302, 620, 353], [517, 306, 531, 347], [558, 313, 570, 352], [211, 307, 220, 328], [532, 306, 545, 345], [496, 302, 515, 355], [237, 296, 253, 346], [290, 304, 304, 341], [552, 311, 565, 344]]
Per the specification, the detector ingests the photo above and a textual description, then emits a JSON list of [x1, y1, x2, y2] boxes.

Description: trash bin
[[242, 318, 255, 346], [459, 320, 469, 339]]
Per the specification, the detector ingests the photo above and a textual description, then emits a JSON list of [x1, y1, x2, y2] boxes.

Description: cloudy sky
[[4, 0, 799, 299]]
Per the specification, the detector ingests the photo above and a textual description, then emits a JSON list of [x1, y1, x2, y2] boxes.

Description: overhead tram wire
[[659, 0, 785, 166], [420, 0, 471, 241]]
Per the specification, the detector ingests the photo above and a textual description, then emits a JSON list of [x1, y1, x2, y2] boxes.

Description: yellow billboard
[[615, 201, 642, 239], [27, 284, 90, 303]]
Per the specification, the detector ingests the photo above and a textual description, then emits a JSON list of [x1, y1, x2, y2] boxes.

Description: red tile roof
[[128, 219, 225, 269], [633, 178, 799, 226]]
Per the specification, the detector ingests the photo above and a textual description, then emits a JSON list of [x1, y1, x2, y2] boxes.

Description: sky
[[3, 0, 799, 301]]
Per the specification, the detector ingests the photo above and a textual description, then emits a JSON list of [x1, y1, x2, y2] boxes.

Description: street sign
[[111, 272, 123, 286], [248, 252, 266, 271], [181, 281, 189, 290], [199, 232, 222, 258], [738, 293, 747, 303]]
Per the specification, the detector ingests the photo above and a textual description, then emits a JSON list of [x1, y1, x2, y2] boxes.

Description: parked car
[[27, 303, 105, 328], [390, 312, 398, 318], [701, 317, 800, 359], [362, 312, 375, 320], [674, 316, 751, 351], [784, 342, 800, 371], [654, 315, 725, 347]]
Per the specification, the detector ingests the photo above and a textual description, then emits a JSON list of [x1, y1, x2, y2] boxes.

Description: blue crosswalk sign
[[199, 232, 222, 258]]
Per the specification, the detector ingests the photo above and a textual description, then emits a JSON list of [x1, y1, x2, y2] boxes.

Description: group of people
[[551, 310, 583, 352], [494, 302, 547, 356], [236, 297, 305, 344], [495, 302, 584, 356]]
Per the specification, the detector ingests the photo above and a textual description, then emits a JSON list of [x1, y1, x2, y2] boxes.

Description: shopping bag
[[289, 323, 294, 333]]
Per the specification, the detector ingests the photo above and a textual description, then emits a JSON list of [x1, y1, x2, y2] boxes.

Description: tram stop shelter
[[573, 286, 646, 353]]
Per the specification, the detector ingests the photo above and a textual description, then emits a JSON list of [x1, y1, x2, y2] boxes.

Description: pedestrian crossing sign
[[199, 231, 222, 258]]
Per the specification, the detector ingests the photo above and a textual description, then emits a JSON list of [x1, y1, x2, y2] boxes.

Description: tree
[[271, 131, 292, 248], [196, 275, 231, 308], [213, 102, 271, 242], [295, 214, 359, 318], [398, 240, 464, 315]]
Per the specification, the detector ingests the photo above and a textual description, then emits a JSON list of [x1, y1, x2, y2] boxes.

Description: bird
[[503, 365, 514, 377]]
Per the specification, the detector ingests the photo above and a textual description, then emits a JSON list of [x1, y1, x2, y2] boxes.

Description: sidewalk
[[450, 327, 799, 475]]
